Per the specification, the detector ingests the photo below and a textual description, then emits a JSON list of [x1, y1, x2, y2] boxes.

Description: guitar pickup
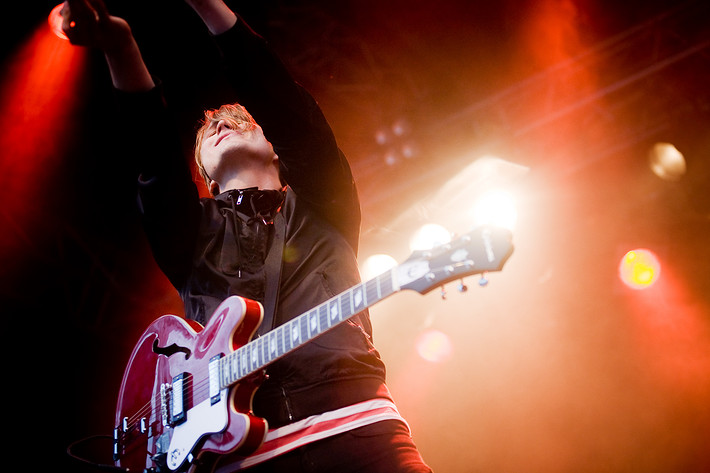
[[209, 354, 223, 405], [170, 373, 189, 425]]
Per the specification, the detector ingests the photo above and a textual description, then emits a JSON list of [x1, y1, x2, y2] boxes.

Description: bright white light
[[471, 189, 517, 230], [409, 224, 451, 252], [360, 254, 398, 280]]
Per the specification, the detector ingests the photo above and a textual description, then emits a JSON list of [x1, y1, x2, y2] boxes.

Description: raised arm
[[60, 0, 154, 92], [184, 0, 238, 35], [197, 3, 362, 241]]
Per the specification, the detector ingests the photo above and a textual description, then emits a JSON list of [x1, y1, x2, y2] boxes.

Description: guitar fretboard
[[217, 268, 397, 389]]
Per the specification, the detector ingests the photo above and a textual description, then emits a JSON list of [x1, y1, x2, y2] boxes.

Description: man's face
[[199, 119, 275, 182]]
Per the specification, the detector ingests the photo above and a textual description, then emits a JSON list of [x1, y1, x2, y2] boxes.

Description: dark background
[[4, 1, 710, 471]]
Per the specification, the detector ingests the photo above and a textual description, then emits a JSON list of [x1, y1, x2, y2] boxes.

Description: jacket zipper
[[281, 386, 294, 422]]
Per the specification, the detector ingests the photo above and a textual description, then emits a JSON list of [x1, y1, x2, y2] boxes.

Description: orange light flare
[[0, 12, 88, 267]]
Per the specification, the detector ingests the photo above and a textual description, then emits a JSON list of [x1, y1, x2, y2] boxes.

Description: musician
[[61, 0, 432, 471]]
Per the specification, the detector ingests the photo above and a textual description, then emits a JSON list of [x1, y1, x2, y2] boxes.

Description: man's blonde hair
[[194, 103, 258, 188]]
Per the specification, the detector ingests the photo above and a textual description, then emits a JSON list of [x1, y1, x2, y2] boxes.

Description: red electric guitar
[[113, 225, 514, 472]]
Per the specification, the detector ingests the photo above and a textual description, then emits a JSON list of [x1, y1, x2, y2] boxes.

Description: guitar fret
[[259, 336, 267, 367], [328, 299, 340, 326], [340, 292, 351, 319], [222, 358, 230, 387], [290, 318, 300, 348], [277, 326, 285, 357], [352, 283, 365, 312], [242, 345, 250, 373], [260, 336, 267, 365], [300, 316, 308, 343], [316, 304, 327, 330], [279, 326, 286, 354], [268, 331, 277, 361], [250, 343, 258, 372], [307, 309, 317, 338], [365, 278, 379, 305], [237, 348, 246, 378], [379, 270, 394, 298], [319, 302, 328, 327], [219, 358, 227, 389], [230, 353, 238, 383], [254, 338, 262, 369]]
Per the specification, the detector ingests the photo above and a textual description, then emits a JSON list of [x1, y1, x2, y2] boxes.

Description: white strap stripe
[[214, 399, 408, 472]]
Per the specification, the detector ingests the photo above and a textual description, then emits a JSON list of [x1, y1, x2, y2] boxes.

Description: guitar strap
[[258, 208, 285, 337]]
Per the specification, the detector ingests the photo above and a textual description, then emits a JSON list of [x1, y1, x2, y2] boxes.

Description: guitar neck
[[217, 268, 399, 389], [216, 224, 515, 390]]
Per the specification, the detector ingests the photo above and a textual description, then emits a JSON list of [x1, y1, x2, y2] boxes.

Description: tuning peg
[[478, 273, 489, 287], [457, 280, 468, 292]]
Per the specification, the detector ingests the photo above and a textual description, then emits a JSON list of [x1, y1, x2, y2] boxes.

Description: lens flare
[[618, 249, 661, 290], [416, 329, 453, 363]]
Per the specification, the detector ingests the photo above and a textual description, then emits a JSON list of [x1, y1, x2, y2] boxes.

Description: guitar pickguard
[[166, 390, 229, 470]]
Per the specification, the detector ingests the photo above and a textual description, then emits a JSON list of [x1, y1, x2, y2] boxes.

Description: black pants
[[243, 420, 433, 472]]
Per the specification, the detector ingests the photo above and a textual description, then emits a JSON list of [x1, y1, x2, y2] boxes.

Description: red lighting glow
[[0, 19, 87, 274], [618, 249, 661, 290]]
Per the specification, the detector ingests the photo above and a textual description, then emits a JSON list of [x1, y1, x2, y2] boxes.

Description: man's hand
[[60, 0, 132, 54], [61, 0, 153, 91]]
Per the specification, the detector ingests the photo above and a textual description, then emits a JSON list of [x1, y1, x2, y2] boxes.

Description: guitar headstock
[[396, 225, 514, 294]]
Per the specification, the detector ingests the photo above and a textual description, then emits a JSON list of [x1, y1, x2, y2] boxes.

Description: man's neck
[[220, 170, 281, 193]]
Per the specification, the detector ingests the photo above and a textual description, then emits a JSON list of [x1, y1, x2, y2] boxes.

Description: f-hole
[[153, 339, 192, 359]]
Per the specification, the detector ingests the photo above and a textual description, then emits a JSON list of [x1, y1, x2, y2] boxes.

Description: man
[[61, 0, 432, 471]]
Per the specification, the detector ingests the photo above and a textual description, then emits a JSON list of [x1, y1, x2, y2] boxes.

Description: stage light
[[409, 223, 451, 252], [360, 254, 398, 280], [383, 150, 398, 166], [416, 329, 453, 363], [471, 189, 517, 230], [391, 119, 409, 137], [374, 129, 388, 145], [618, 249, 661, 290], [649, 142, 686, 181], [48, 4, 69, 41]]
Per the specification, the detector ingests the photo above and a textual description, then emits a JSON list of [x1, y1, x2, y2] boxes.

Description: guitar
[[113, 225, 513, 472]]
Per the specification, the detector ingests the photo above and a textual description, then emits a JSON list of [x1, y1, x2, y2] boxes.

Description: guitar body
[[114, 296, 268, 472]]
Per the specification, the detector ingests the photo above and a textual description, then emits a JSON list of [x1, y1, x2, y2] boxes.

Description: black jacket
[[127, 19, 387, 428]]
